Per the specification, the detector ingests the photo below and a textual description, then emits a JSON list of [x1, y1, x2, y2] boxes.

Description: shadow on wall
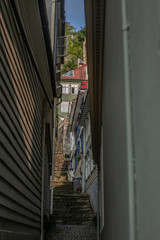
[[1, 2, 44, 238]]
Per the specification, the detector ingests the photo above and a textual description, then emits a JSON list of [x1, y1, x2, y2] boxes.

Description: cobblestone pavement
[[46, 224, 97, 240]]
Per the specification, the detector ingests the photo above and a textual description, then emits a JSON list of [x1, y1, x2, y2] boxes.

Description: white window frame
[[62, 84, 69, 94], [61, 101, 69, 113]]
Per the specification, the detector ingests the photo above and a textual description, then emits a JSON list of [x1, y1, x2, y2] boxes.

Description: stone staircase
[[53, 139, 74, 194], [45, 139, 96, 239], [51, 193, 94, 225]]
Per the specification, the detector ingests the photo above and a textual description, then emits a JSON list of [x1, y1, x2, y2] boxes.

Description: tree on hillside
[[61, 23, 86, 75]]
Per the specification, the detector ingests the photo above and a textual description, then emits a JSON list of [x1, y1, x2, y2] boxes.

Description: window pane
[[71, 88, 75, 94], [61, 102, 69, 112], [71, 84, 78, 94], [75, 87, 78, 94], [62, 84, 69, 94]]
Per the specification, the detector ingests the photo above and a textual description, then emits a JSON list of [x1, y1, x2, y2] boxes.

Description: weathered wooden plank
[[1, 147, 41, 198], [1, 112, 42, 177], [0, 178, 41, 215], [1, 7, 42, 134], [1, 99, 42, 173], [0, 205, 40, 229], [1, 63, 42, 159], [1, 123, 41, 181], [0, 39, 42, 152], [1, 50, 42, 157], [1, 231, 40, 240], [1, 131, 41, 188], [0, 163, 41, 208], [1, 85, 42, 172], [0, 217, 40, 237], [2, 1, 44, 119], [0, 193, 40, 222], [0, 48, 41, 158]]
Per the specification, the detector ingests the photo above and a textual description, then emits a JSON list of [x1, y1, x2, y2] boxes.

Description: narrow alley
[[1, 0, 160, 240], [45, 140, 97, 240]]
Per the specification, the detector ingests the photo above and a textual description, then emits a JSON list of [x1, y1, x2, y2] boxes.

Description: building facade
[[0, 0, 65, 239], [68, 90, 98, 214], [57, 64, 87, 119], [84, 0, 160, 240], [57, 64, 88, 153]]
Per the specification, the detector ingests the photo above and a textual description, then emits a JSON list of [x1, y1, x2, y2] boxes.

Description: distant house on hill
[[57, 64, 88, 153], [57, 64, 88, 119]]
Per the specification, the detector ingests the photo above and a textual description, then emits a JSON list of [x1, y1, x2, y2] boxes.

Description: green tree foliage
[[61, 23, 86, 75], [61, 57, 78, 74]]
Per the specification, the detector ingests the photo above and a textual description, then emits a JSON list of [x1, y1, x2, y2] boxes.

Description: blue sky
[[65, 0, 85, 31]]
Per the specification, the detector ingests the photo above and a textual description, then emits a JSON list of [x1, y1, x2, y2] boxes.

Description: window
[[61, 102, 69, 112], [85, 149, 94, 180], [62, 84, 69, 94], [71, 84, 78, 94]]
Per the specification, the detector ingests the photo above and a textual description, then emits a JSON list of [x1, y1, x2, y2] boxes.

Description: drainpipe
[[50, 98, 56, 214], [121, 1, 136, 240], [50, 0, 57, 215], [97, 168, 100, 240]]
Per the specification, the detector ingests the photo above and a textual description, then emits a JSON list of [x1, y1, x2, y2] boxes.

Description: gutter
[[38, 0, 57, 98], [10, 1, 53, 108]]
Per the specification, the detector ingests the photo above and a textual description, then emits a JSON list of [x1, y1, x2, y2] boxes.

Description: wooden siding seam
[[0, 205, 40, 228], [1, 161, 41, 205], [1, 66, 42, 157], [0, 175, 41, 210], [1, 99, 42, 172], [1, 9, 42, 131], [0, 178, 41, 215], [0, 192, 40, 218], [1, 111, 42, 176], [0, 199, 40, 223], [0, 35, 42, 147], [1, 127, 42, 183], [1, 145, 41, 196], [1, 48, 42, 152], [1, 143, 41, 192]]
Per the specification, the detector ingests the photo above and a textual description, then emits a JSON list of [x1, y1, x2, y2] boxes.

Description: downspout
[[49, 0, 57, 215], [38, 0, 57, 97], [97, 168, 100, 240], [50, 98, 56, 214], [41, 127, 45, 240], [121, 1, 136, 240]]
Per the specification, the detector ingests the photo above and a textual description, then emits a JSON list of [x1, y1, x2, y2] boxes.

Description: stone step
[[53, 193, 89, 198], [54, 161, 69, 165], [53, 190, 75, 195], [53, 197, 91, 202], [54, 172, 68, 175], [50, 218, 94, 225], [54, 166, 67, 170], [52, 193, 94, 225], [54, 177, 68, 182], [53, 182, 73, 189], [54, 185, 73, 191]]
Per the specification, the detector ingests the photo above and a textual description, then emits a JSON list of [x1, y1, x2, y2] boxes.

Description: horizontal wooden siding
[[0, 1, 45, 238]]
